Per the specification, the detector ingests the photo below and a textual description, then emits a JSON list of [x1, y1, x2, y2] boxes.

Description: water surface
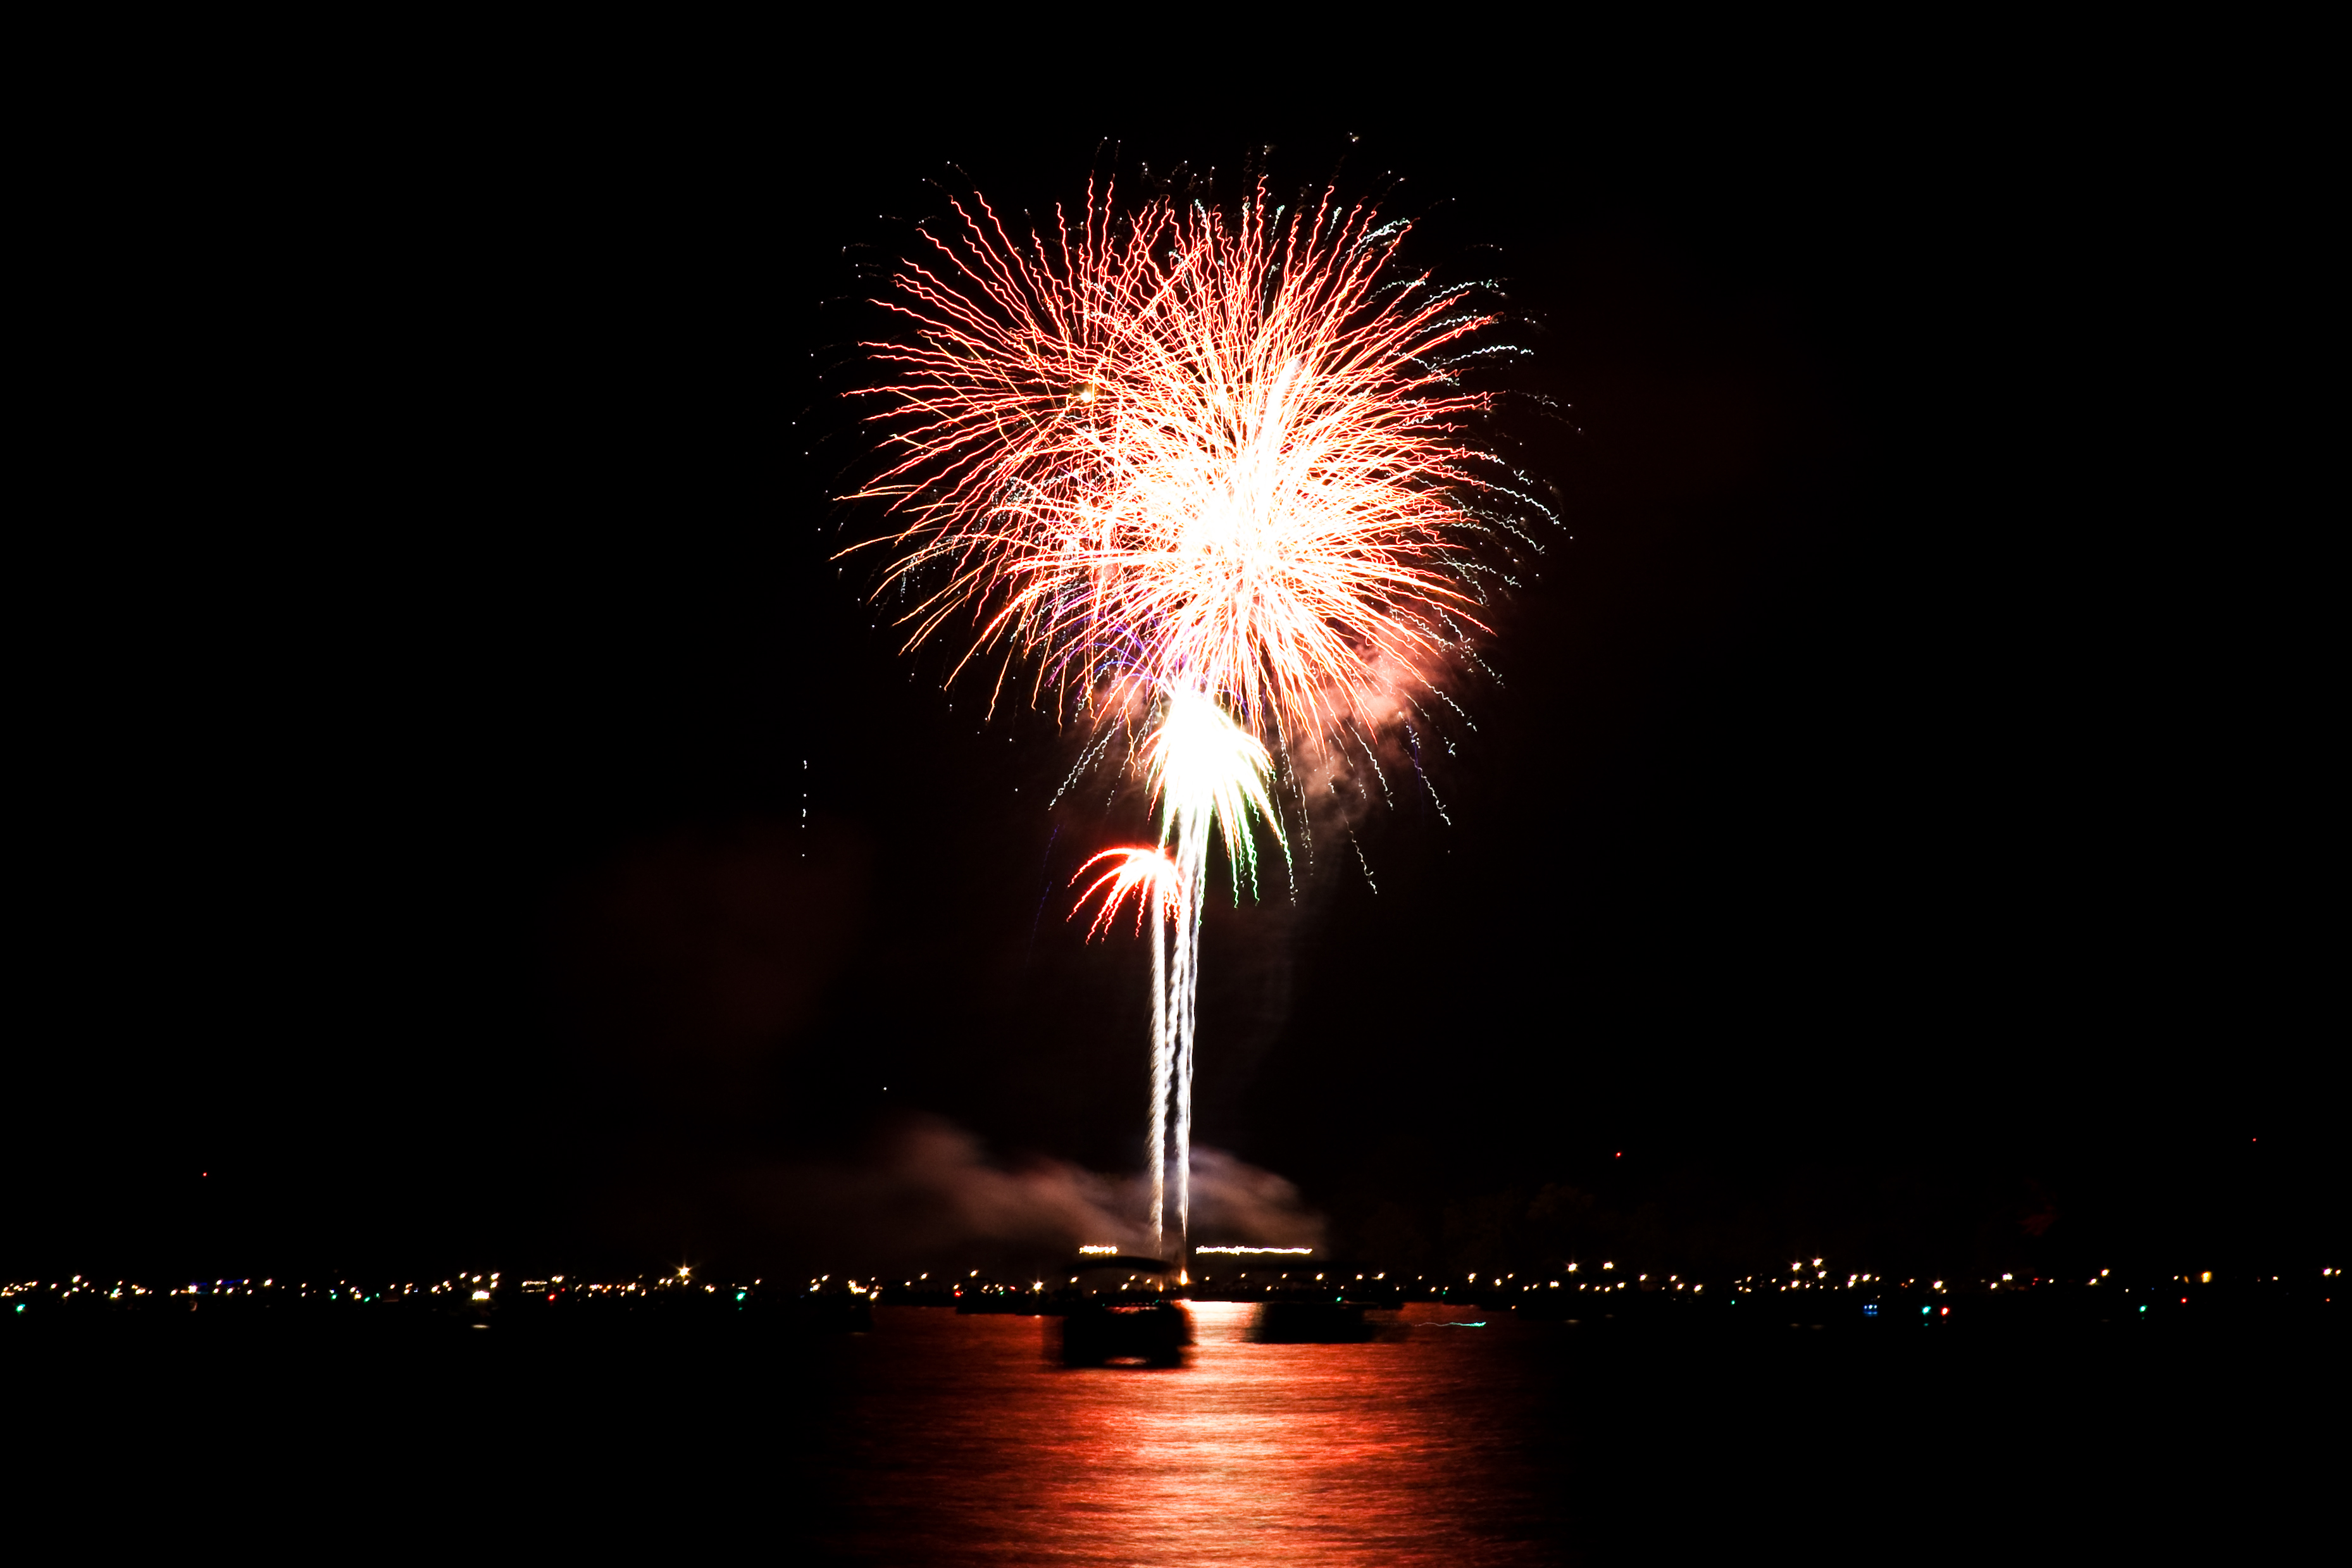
[[811, 1302, 1565, 1565]]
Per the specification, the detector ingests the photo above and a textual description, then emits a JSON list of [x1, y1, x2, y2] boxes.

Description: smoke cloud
[[1183, 1145, 1325, 1248], [742, 1116, 1325, 1269]]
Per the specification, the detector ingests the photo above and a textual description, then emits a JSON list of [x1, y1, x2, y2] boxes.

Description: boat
[[1052, 1255, 1193, 1367]]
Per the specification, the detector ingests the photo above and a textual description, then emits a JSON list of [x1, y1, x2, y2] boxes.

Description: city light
[[6, 1262, 2331, 1326]]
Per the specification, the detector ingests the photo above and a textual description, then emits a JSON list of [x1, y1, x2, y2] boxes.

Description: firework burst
[[849, 176, 1533, 749], [849, 171, 1538, 1260], [1070, 846, 1185, 941]]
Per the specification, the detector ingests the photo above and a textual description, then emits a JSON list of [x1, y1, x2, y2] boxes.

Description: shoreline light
[[1195, 1246, 1313, 1256]]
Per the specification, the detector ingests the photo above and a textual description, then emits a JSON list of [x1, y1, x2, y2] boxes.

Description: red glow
[[1069, 846, 1185, 939], [822, 1302, 1548, 1555]]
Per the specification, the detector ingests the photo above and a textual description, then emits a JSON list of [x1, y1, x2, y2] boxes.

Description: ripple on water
[[811, 1302, 1568, 1566]]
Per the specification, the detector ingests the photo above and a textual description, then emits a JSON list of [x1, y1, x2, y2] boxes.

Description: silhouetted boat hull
[[1057, 1300, 1192, 1366], [1254, 1301, 1373, 1342]]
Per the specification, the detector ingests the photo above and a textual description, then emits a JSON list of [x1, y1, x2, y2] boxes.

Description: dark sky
[[15, 85, 2332, 1282]]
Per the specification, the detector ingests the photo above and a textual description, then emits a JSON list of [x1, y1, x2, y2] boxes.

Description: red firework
[[848, 177, 1517, 752]]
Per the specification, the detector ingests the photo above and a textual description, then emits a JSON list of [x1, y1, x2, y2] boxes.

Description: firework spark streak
[[1142, 688, 1283, 1253], [1071, 845, 1185, 1242], [854, 174, 1536, 1260]]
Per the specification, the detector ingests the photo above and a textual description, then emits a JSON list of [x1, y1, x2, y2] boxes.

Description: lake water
[[807, 1302, 1569, 1564], [775, 1302, 2324, 1563], [15, 1298, 2324, 1558]]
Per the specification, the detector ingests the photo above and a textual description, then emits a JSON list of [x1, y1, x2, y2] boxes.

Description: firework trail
[[1071, 846, 1183, 1240], [1071, 695, 1276, 1256], [854, 173, 1538, 1261], [1140, 687, 1283, 1251]]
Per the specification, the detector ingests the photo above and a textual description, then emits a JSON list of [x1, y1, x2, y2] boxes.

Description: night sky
[[15, 92, 2330, 1285]]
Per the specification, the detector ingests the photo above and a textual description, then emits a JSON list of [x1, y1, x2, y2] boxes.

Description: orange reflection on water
[[813, 1302, 1565, 1565]]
